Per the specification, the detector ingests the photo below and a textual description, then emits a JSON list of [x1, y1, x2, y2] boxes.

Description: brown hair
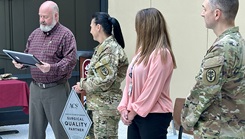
[[135, 8, 176, 68]]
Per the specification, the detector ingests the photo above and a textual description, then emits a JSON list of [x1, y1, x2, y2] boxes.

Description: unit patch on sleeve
[[206, 69, 216, 82], [202, 55, 224, 85], [101, 66, 109, 76]]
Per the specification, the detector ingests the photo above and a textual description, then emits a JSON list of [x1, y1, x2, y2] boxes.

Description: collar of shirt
[[43, 22, 60, 36]]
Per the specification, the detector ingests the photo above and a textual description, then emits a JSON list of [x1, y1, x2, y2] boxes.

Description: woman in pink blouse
[[117, 8, 177, 139]]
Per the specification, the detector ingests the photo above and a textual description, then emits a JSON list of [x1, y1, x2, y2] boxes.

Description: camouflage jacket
[[80, 36, 128, 111], [181, 27, 245, 138]]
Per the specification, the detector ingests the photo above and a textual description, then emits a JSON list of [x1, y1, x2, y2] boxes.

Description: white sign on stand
[[60, 89, 92, 139]]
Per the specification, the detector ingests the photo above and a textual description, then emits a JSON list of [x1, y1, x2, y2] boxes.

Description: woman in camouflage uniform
[[73, 12, 128, 139]]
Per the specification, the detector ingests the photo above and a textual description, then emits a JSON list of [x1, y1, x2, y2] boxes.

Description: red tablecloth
[[0, 80, 29, 114]]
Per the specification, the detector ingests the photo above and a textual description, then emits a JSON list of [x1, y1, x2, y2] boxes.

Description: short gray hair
[[209, 0, 239, 21]]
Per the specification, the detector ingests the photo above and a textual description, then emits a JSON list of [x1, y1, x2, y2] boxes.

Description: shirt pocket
[[202, 56, 224, 85]]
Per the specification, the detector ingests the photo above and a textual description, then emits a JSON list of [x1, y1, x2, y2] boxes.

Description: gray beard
[[40, 20, 56, 32], [40, 24, 55, 32]]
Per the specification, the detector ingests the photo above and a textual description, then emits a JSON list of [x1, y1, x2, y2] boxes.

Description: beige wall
[[108, 0, 245, 103]]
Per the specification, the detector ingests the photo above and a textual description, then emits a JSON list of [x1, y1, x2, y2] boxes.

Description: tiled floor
[[0, 120, 193, 139]]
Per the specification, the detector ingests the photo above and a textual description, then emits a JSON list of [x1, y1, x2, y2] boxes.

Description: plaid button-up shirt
[[25, 23, 77, 83]]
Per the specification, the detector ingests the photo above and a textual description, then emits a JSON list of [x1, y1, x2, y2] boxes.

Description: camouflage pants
[[87, 110, 120, 139]]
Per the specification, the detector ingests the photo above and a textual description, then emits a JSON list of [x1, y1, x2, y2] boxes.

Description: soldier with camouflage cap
[[181, 0, 245, 138], [73, 12, 128, 139]]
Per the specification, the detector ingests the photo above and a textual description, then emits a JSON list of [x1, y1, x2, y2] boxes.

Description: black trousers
[[127, 113, 172, 139]]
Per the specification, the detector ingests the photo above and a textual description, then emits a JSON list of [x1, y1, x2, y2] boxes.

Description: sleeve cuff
[[79, 78, 86, 90]]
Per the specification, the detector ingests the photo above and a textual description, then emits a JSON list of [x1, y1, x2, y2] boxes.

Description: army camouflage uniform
[[79, 36, 128, 139], [181, 27, 245, 139]]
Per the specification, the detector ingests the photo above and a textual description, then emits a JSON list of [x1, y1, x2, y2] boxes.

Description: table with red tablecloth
[[0, 79, 29, 113], [0, 79, 30, 136]]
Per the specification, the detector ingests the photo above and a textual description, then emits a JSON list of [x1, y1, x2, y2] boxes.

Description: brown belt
[[33, 79, 67, 89]]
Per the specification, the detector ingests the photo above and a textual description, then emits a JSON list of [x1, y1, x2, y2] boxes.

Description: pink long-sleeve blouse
[[117, 48, 174, 117]]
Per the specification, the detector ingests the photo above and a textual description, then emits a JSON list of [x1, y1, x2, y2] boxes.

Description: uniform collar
[[94, 36, 114, 55]]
